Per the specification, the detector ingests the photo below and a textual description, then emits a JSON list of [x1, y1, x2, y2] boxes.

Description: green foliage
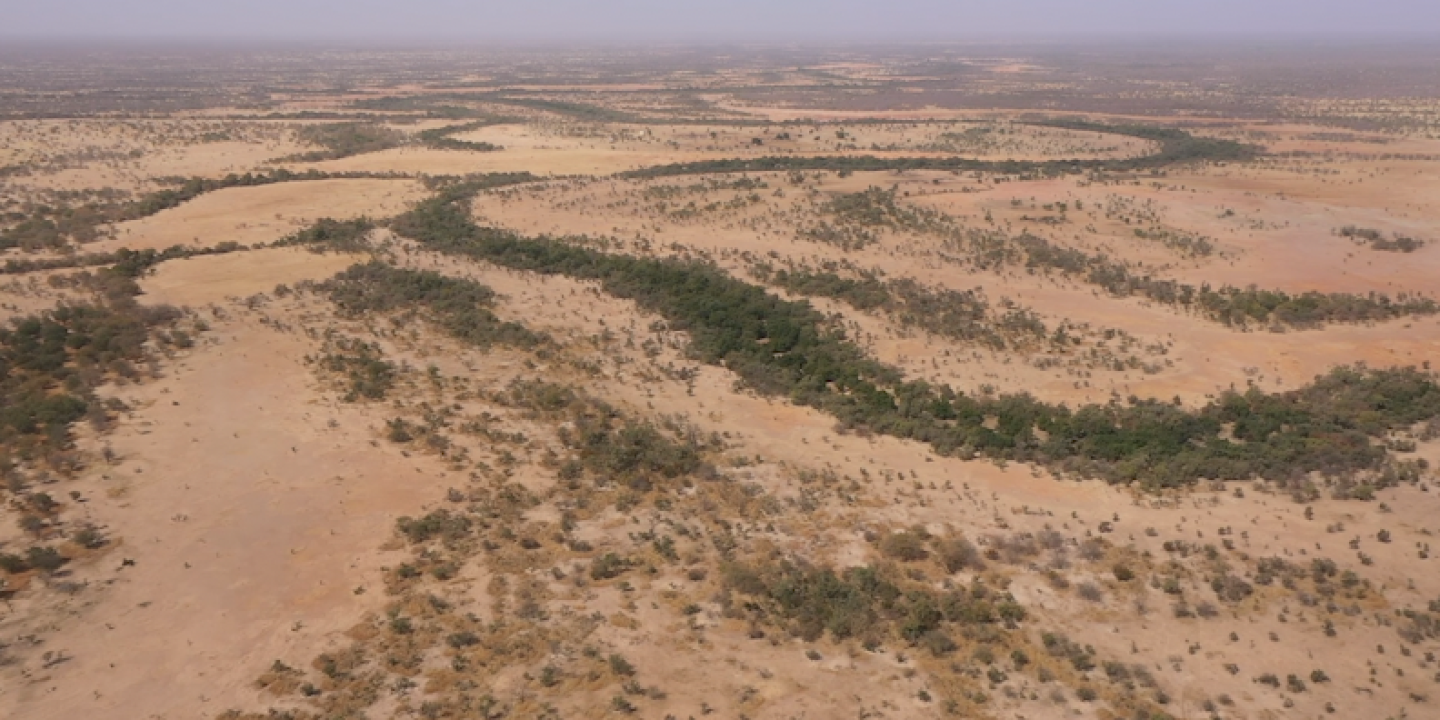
[[825, 186, 922, 227], [723, 560, 1024, 645], [0, 202, 112, 250], [1042, 631, 1096, 672], [499, 378, 711, 500], [275, 218, 376, 253], [321, 262, 546, 350], [566, 414, 702, 490], [622, 124, 1257, 180], [396, 510, 472, 545], [592, 553, 630, 580], [24, 545, 67, 573], [391, 189, 1440, 488], [1007, 232, 1438, 329], [1339, 225, 1425, 253], [72, 524, 106, 549], [416, 172, 545, 200], [774, 187, 1431, 333], [1133, 227, 1215, 257], [289, 123, 405, 161], [762, 266, 1045, 351], [1032, 119, 1260, 168], [318, 337, 395, 401], [0, 287, 176, 462], [417, 121, 508, 152], [879, 531, 929, 562], [3, 242, 247, 277], [0, 553, 30, 573], [607, 654, 637, 677], [624, 154, 1080, 180], [485, 95, 641, 123]]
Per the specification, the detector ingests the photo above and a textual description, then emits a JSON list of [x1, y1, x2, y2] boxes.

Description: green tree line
[[386, 188, 1440, 489]]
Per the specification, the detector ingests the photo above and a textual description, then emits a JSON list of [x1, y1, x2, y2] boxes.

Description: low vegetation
[[319, 262, 547, 351], [286, 122, 406, 161], [0, 272, 179, 465], [622, 124, 1257, 179], [417, 121, 506, 152], [1338, 225, 1426, 252], [1, 168, 358, 251], [390, 186, 1440, 488], [273, 217, 376, 253], [754, 264, 1050, 351]]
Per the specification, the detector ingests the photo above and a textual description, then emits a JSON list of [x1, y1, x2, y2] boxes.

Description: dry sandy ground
[[394, 246, 1440, 720], [0, 119, 305, 195], [100, 178, 424, 253], [140, 246, 363, 306], [284, 119, 1150, 179], [0, 269, 462, 719], [472, 165, 1440, 408], [3, 105, 1440, 720]]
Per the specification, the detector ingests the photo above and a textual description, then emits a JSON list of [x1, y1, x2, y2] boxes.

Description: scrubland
[[2, 44, 1440, 720]]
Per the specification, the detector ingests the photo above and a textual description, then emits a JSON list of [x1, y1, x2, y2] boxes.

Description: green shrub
[[608, 653, 636, 676], [880, 531, 929, 562], [25, 546, 67, 573], [0, 553, 29, 573], [591, 553, 629, 580]]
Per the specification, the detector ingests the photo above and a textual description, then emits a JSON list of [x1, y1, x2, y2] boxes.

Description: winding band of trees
[[383, 184, 1440, 490]]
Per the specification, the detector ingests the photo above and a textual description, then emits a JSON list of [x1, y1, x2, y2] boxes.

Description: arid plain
[[2, 44, 1440, 720]]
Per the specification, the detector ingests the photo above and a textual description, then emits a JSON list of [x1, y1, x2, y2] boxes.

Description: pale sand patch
[[140, 247, 363, 307], [0, 118, 305, 195], [100, 178, 424, 253], [0, 303, 459, 720]]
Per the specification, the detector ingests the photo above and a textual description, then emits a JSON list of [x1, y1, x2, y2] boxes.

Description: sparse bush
[[935, 536, 984, 572], [608, 653, 636, 676], [0, 553, 29, 573], [591, 553, 629, 580], [880, 531, 928, 562], [25, 546, 66, 573]]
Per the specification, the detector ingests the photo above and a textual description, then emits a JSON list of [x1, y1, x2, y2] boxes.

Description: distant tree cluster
[[273, 217, 376, 254], [980, 230, 1436, 330], [418, 122, 506, 152], [621, 124, 1258, 179], [286, 123, 406, 161], [1338, 225, 1426, 253]]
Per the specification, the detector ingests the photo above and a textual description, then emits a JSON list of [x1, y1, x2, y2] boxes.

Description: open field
[[2, 42, 1440, 720]]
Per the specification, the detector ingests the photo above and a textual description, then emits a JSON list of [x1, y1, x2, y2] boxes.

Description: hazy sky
[[3, 0, 1439, 40]]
